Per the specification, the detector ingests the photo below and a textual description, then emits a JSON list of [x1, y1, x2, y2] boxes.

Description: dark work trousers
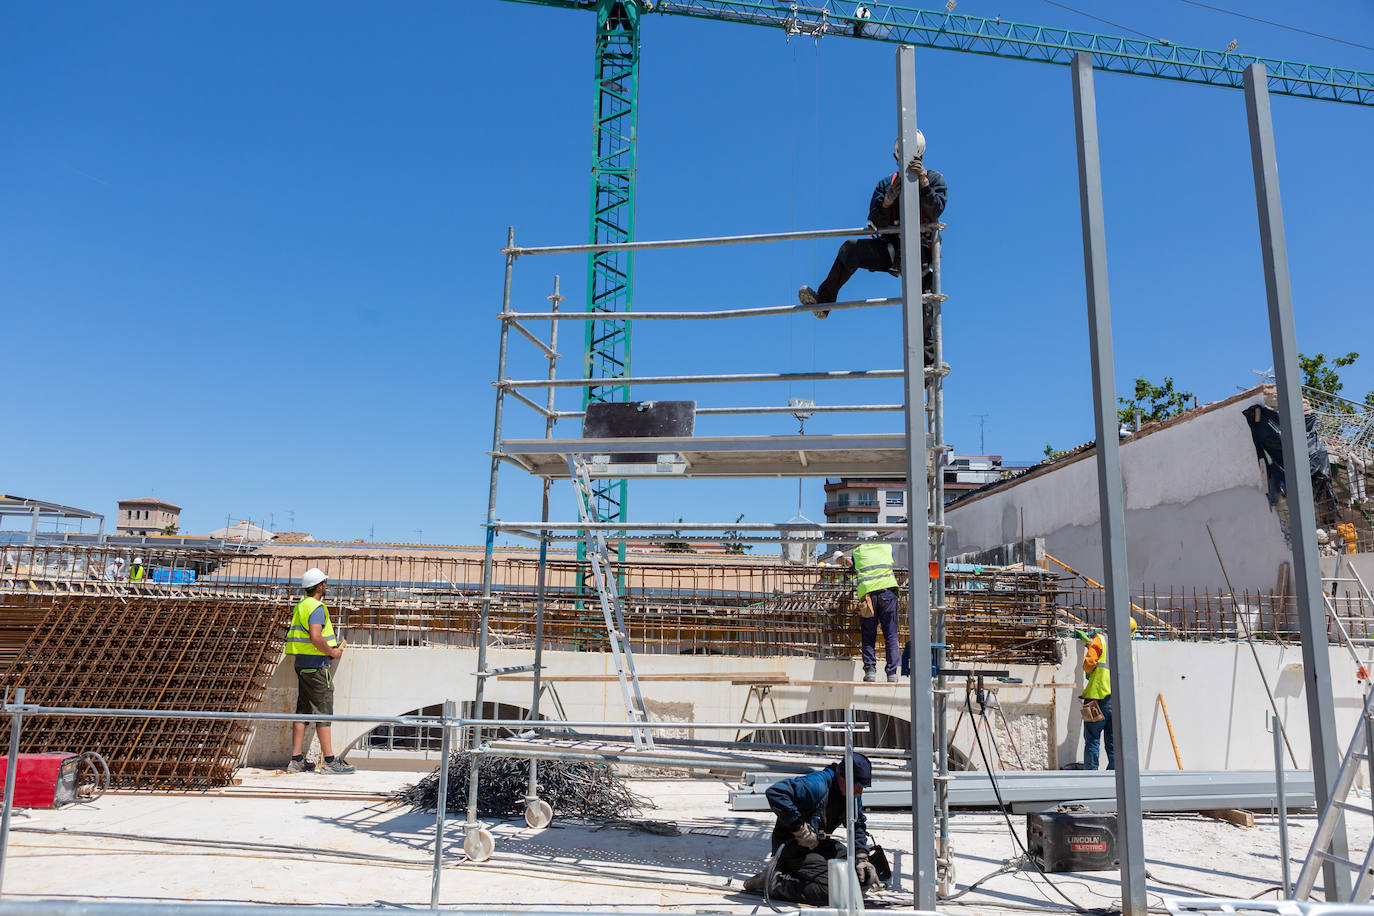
[[861, 587, 901, 676], [1082, 694, 1115, 770], [770, 837, 847, 906], [815, 239, 935, 303]]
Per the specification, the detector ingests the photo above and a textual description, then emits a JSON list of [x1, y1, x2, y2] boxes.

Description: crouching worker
[[742, 754, 883, 903]]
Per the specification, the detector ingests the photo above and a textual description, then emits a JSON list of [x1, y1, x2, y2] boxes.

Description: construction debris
[[397, 751, 654, 822]]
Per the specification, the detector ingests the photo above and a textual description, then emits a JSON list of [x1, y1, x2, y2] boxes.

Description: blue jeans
[[861, 588, 901, 675], [1083, 694, 1114, 770]]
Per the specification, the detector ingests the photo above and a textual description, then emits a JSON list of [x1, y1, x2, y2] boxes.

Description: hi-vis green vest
[[286, 597, 338, 658], [852, 543, 899, 600], [1083, 632, 1111, 699], [129, 566, 144, 583]]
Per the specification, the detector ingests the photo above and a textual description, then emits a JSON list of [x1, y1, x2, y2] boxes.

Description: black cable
[[1175, 0, 1374, 54], [940, 858, 1021, 900], [964, 691, 1104, 915], [1043, 0, 1171, 44]]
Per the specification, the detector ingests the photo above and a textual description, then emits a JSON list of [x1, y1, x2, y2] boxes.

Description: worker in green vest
[[833, 532, 901, 682], [286, 567, 355, 775], [1073, 617, 1136, 770], [129, 557, 145, 583]]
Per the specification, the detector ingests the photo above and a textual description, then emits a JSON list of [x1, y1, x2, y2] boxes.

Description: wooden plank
[[1202, 808, 1255, 828]]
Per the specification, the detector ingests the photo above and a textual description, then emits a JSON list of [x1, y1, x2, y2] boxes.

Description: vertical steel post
[[844, 705, 857, 913], [527, 276, 562, 804], [0, 688, 24, 895], [430, 698, 454, 909], [467, 228, 517, 837], [1274, 714, 1291, 898], [1244, 61, 1348, 901], [1070, 52, 1146, 916], [895, 43, 936, 911], [929, 228, 951, 896]]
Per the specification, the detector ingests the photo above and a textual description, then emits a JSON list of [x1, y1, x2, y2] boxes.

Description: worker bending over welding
[[743, 754, 881, 903], [799, 133, 947, 340], [831, 532, 901, 683], [1073, 618, 1136, 771], [285, 568, 355, 775]]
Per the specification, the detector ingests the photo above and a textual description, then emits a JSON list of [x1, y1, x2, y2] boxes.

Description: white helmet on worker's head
[[301, 567, 329, 591], [893, 129, 926, 162], [133, 556, 144, 565]]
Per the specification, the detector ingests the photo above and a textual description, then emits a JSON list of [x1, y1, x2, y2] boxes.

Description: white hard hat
[[133, 556, 144, 564], [858, 530, 880, 540], [301, 568, 329, 590], [893, 129, 926, 161]]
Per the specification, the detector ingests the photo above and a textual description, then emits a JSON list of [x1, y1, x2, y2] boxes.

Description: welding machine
[[1026, 811, 1119, 872], [0, 753, 81, 808]]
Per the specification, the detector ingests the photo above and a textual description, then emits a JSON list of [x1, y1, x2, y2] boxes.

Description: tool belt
[[1080, 698, 1105, 723], [857, 594, 876, 619]]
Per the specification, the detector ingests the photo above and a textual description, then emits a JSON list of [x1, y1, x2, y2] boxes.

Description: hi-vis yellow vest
[[852, 543, 899, 600], [1083, 632, 1111, 699], [129, 566, 144, 582], [285, 597, 338, 658]]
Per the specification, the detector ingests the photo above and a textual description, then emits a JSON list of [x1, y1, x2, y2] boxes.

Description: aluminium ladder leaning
[[568, 456, 654, 749], [1293, 687, 1374, 901]]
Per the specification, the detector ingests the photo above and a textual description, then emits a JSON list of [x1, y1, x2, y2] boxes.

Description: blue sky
[[4, 1, 1371, 545]]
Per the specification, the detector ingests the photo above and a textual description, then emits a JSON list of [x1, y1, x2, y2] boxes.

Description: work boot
[[886, 671, 899, 683], [863, 667, 877, 683], [319, 759, 356, 775], [285, 758, 315, 774], [798, 285, 828, 320], [743, 872, 768, 894]]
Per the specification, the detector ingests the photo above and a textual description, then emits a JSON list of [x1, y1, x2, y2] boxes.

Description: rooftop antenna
[[975, 413, 990, 454]]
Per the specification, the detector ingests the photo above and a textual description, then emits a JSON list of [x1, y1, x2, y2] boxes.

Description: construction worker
[[286, 567, 355, 775], [833, 532, 901, 682], [1073, 618, 1136, 770], [799, 133, 947, 329], [742, 754, 881, 902], [129, 557, 145, 583]]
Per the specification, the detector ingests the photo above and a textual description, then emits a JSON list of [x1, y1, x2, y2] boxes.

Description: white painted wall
[[945, 390, 1292, 592], [249, 636, 1371, 780]]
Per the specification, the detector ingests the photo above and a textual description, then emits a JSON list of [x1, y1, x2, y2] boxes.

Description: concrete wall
[[249, 636, 1371, 778], [945, 390, 1293, 592]]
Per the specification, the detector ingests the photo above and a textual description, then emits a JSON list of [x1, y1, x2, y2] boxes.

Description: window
[[886, 491, 904, 507]]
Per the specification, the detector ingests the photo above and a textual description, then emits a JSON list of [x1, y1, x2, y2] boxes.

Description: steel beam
[[895, 44, 935, 912], [1071, 52, 1146, 916], [1243, 60, 1349, 901]]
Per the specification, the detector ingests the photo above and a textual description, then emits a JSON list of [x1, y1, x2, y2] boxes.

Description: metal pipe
[[843, 706, 857, 913], [503, 225, 901, 257], [0, 903, 944, 916], [486, 521, 915, 532], [1275, 714, 1292, 897], [929, 225, 952, 897], [506, 297, 900, 321], [500, 368, 906, 389], [0, 688, 23, 894], [551, 404, 905, 418], [1244, 60, 1348, 900], [467, 227, 518, 838], [430, 698, 453, 909], [1072, 52, 1146, 916], [0, 705, 424, 726], [895, 45, 936, 912]]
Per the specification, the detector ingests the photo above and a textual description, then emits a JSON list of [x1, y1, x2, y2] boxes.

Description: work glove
[[855, 850, 882, 892], [791, 823, 820, 850], [1071, 629, 1088, 643]]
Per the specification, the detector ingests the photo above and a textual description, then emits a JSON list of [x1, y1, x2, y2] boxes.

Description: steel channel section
[[1276, 714, 1292, 897], [430, 698, 454, 909], [1244, 61, 1349, 902], [1071, 53, 1146, 916], [844, 708, 857, 913], [0, 905, 944, 916], [895, 45, 936, 911], [466, 227, 518, 846]]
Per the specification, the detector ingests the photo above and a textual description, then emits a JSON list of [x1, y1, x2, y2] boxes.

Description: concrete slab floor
[[2, 769, 1368, 913]]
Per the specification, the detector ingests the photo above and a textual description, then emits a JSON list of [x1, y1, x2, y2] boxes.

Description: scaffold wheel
[[464, 826, 495, 862], [524, 798, 553, 829]]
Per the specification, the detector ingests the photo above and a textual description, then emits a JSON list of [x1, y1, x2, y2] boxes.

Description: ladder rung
[[1336, 800, 1374, 816], [1317, 851, 1364, 870]]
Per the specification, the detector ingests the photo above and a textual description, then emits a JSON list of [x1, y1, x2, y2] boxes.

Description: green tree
[[1117, 377, 1194, 426], [1298, 351, 1367, 411], [662, 519, 695, 554], [721, 513, 752, 555], [1043, 444, 1068, 460]]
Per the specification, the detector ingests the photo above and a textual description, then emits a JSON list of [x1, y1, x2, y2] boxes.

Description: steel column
[[0, 688, 23, 895], [1070, 52, 1146, 916], [895, 44, 935, 911], [430, 699, 454, 909], [1244, 61, 1348, 901]]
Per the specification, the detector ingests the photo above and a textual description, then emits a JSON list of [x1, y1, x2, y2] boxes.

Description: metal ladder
[[567, 456, 654, 749], [1293, 687, 1374, 900]]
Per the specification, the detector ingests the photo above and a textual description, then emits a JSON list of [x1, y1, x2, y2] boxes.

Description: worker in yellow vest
[[833, 532, 901, 682], [286, 567, 355, 775], [1073, 617, 1136, 770], [129, 557, 145, 583]]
